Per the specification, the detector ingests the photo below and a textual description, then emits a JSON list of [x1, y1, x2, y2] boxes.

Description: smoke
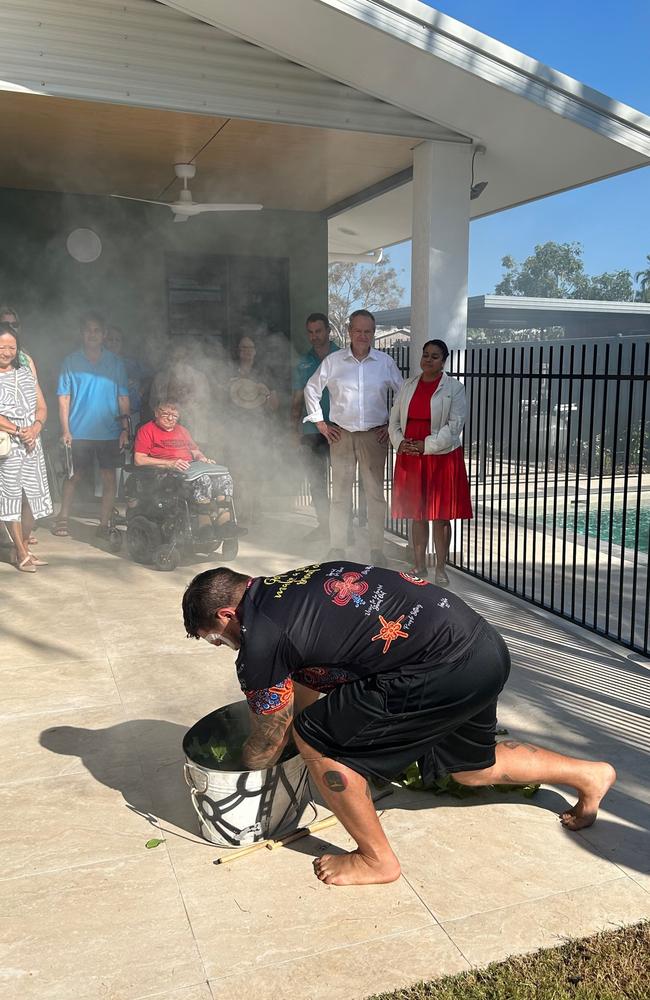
[[0, 190, 330, 558]]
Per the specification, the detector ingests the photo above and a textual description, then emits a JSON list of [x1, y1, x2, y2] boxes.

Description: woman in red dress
[[389, 339, 472, 584]]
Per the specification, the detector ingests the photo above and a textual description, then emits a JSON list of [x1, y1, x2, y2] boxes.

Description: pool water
[[544, 501, 650, 554]]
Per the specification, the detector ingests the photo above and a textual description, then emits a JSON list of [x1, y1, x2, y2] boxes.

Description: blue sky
[[388, 1, 650, 301]]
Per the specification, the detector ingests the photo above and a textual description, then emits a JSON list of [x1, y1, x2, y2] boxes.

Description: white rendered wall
[[410, 141, 472, 365]]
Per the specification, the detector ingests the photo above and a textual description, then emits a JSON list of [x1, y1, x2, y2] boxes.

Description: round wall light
[[66, 228, 102, 263]]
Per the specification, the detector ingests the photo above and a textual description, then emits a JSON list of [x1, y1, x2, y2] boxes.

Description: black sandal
[[51, 518, 70, 537]]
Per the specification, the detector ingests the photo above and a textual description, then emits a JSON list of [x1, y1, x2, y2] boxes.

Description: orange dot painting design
[[371, 614, 409, 654]]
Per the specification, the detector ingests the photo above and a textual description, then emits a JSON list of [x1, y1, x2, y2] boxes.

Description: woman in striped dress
[[0, 323, 52, 572]]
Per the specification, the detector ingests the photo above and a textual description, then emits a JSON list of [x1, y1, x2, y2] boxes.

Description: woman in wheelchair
[[133, 400, 232, 505]]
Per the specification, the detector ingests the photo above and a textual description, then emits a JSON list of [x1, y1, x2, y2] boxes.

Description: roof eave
[[315, 0, 650, 156]]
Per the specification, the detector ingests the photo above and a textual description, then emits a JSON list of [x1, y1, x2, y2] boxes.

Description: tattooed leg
[[292, 726, 400, 886], [451, 741, 616, 831]]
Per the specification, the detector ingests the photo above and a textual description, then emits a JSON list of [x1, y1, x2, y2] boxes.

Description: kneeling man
[[182, 561, 615, 886]]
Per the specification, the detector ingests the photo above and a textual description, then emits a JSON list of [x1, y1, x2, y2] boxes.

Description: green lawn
[[368, 922, 649, 1000]]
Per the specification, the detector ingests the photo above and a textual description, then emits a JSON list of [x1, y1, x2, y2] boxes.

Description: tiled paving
[[1, 508, 648, 1000]]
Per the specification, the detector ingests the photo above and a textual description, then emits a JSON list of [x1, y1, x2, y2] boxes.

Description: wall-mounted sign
[[66, 228, 102, 263]]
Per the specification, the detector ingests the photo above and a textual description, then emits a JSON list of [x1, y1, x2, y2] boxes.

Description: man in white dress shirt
[[303, 309, 403, 565]]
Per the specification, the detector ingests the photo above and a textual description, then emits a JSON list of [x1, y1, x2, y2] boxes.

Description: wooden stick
[[267, 788, 393, 851], [214, 788, 393, 865], [266, 814, 338, 850], [214, 838, 275, 865]]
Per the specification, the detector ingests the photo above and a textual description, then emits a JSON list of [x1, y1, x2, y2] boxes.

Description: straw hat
[[229, 377, 271, 410]]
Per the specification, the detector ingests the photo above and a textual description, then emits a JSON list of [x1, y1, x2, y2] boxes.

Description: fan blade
[[192, 203, 263, 213], [110, 194, 173, 209]]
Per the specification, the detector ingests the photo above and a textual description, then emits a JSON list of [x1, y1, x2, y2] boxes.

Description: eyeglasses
[[158, 411, 179, 419]]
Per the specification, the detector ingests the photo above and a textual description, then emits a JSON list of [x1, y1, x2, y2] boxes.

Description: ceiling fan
[[111, 163, 263, 222]]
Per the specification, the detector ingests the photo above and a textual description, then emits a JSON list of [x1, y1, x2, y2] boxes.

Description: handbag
[[0, 369, 19, 459]]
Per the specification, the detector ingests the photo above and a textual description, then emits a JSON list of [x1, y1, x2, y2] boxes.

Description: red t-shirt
[[134, 420, 197, 462]]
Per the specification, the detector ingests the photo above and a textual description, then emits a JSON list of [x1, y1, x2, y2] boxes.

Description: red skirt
[[392, 446, 473, 521]]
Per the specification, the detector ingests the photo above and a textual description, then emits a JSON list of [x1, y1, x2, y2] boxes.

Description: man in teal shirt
[[291, 313, 339, 542]]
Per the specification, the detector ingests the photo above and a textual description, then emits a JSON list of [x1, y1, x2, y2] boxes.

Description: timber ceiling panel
[[0, 92, 417, 211]]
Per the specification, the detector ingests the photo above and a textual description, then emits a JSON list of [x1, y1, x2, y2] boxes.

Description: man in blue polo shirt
[[291, 313, 339, 543], [53, 312, 130, 539]]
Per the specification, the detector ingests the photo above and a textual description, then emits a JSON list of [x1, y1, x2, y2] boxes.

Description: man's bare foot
[[313, 849, 401, 886], [560, 762, 616, 831]]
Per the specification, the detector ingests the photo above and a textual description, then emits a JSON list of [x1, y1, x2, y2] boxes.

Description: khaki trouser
[[329, 428, 388, 552]]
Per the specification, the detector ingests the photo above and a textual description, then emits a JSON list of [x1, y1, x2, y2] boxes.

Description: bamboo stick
[[214, 838, 275, 865], [214, 788, 392, 865], [266, 814, 339, 849]]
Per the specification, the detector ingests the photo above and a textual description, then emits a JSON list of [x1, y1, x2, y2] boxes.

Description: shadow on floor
[[39, 718, 206, 843], [0, 619, 86, 660], [38, 718, 650, 873]]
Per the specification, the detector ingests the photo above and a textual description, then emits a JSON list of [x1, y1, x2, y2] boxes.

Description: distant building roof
[[375, 296, 650, 336]]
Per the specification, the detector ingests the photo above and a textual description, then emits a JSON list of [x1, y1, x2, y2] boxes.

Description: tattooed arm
[[242, 698, 295, 770]]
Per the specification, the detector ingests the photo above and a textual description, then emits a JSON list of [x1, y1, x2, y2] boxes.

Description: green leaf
[[401, 761, 424, 790], [145, 838, 164, 849]]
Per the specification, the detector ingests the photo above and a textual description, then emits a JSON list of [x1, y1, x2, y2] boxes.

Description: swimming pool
[[542, 499, 650, 554]]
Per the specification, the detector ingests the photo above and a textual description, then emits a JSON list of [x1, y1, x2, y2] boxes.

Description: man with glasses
[[133, 400, 231, 504], [304, 309, 402, 566]]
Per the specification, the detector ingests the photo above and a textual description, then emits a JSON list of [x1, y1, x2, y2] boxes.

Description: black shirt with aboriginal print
[[235, 562, 484, 715]]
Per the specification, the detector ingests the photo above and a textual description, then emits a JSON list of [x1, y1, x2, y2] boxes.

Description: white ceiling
[[0, 0, 647, 255]]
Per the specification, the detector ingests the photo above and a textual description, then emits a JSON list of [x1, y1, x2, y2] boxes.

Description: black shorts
[[71, 439, 121, 472], [293, 623, 510, 782]]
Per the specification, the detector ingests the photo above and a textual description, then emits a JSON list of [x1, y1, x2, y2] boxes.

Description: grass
[[368, 922, 650, 1000]]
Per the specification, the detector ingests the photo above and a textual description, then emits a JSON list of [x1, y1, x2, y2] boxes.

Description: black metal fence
[[384, 340, 650, 656]]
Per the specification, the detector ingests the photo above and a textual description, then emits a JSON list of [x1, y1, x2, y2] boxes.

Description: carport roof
[[375, 296, 650, 335], [0, 0, 648, 254], [163, 0, 650, 252]]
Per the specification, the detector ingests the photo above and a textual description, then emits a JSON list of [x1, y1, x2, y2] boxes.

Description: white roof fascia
[[0, 0, 459, 140], [375, 295, 650, 339], [475, 296, 650, 316], [325, 0, 650, 155], [161, 0, 650, 158], [375, 299, 650, 327]]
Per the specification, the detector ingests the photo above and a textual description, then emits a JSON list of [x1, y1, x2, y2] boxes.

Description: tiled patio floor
[[1, 507, 649, 1000]]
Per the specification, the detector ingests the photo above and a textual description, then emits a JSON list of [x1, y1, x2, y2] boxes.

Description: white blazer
[[389, 371, 466, 455]]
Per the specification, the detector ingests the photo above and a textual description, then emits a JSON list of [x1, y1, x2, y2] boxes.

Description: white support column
[[410, 141, 472, 369]]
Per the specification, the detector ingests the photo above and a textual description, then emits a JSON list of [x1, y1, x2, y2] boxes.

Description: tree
[[495, 242, 585, 298], [494, 241, 635, 302], [634, 255, 650, 302], [574, 270, 634, 301], [328, 255, 404, 344]]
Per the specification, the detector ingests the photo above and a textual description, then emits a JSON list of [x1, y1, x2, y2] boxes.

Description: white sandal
[[13, 554, 36, 573]]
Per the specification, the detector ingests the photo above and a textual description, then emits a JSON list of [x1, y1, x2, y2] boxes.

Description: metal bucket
[[182, 701, 311, 847]]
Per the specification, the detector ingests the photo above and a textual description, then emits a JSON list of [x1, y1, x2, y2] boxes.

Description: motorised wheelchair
[[123, 463, 244, 570]]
